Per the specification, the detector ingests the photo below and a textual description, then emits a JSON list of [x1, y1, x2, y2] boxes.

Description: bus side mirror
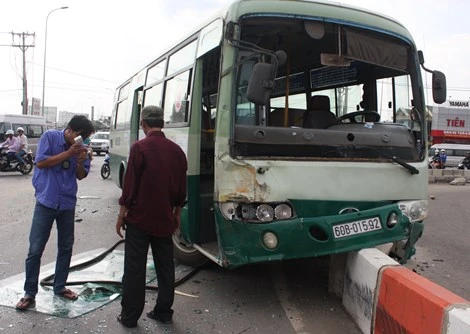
[[418, 50, 447, 104], [432, 71, 446, 104], [246, 62, 275, 105]]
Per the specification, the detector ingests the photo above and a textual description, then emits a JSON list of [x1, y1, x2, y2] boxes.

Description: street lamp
[[41, 6, 68, 116]]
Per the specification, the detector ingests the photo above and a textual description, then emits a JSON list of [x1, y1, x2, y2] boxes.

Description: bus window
[[115, 101, 128, 129], [167, 41, 197, 76], [146, 60, 166, 85], [163, 70, 192, 125], [144, 83, 163, 108]]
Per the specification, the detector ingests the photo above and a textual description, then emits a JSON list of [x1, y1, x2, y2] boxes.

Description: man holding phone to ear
[[15, 115, 95, 310]]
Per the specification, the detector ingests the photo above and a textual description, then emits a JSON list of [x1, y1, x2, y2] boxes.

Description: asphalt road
[[0, 155, 361, 334], [405, 183, 470, 301]]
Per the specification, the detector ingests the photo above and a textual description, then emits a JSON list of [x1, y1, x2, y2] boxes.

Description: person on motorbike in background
[[0, 129, 20, 169], [461, 152, 470, 169], [431, 148, 442, 169], [439, 149, 447, 169], [15, 127, 28, 166]]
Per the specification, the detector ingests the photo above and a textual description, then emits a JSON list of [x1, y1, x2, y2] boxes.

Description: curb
[[343, 248, 470, 333], [428, 169, 470, 183]]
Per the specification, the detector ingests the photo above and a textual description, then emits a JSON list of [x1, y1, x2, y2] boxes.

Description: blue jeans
[[15, 149, 26, 164], [24, 202, 75, 297]]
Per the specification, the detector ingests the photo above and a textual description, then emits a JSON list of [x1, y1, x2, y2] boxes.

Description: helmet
[[5, 129, 14, 135], [16, 127, 24, 132], [434, 149, 439, 154], [440, 149, 446, 153]]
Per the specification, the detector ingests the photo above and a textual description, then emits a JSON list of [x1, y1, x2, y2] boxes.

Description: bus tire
[[172, 229, 208, 267]]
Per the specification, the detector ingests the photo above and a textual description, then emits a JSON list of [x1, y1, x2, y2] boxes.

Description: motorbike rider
[[461, 152, 470, 169], [439, 149, 447, 169], [15, 127, 28, 166], [0, 129, 20, 169], [431, 148, 442, 169]]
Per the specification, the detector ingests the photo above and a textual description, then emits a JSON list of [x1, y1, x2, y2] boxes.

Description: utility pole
[[11, 32, 35, 115]]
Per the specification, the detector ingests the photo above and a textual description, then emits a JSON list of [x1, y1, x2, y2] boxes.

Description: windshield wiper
[[321, 146, 419, 175], [363, 146, 419, 175]]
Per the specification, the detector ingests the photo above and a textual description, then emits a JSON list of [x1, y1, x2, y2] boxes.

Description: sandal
[[15, 296, 36, 310], [57, 288, 78, 300]]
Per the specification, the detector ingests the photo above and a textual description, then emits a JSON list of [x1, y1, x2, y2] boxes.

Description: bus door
[[193, 47, 220, 244], [132, 88, 144, 142]]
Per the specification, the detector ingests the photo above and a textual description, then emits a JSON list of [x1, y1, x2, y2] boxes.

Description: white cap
[[17, 127, 24, 132], [6, 129, 14, 135]]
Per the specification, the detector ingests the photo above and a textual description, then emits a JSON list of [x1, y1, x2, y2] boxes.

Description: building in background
[[28, 99, 58, 129], [43, 106, 58, 129], [431, 100, 470, 144], [58, 111, 89, 129]]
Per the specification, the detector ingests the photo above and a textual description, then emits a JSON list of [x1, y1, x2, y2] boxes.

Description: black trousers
[[120, 224, 175, 324]]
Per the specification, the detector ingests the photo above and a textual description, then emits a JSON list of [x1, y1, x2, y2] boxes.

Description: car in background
[[89, 131, 110, 155], [428, 143, 470, 168]]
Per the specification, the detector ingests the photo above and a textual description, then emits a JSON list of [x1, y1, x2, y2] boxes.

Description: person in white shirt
[[15, 127, 28, 166], [0, 129, 19, 169], [0, 129, 16, 148]]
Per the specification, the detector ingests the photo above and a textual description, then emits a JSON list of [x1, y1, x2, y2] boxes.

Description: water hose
[[39, 239, 200, 291]]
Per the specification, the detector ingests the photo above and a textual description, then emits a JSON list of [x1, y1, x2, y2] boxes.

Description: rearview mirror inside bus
[[246, 62, 275, 105]]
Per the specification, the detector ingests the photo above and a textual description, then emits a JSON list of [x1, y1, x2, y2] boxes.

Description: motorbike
[[0, 148, 34, 175], [101, 152, 110, 179], [428, 156, 444, 169], [457, 158, 470, 170]]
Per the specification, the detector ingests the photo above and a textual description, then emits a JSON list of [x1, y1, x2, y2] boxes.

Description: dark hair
[[143, 118, 164, 128], [67, 115, 95, 139]]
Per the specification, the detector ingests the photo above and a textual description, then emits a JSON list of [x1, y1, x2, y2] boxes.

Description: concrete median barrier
[[343, 248, 470, 333], [428, 169, 470, 183]]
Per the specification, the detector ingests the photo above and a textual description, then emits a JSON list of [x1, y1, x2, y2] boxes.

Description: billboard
[[31, 98, 41, 116]]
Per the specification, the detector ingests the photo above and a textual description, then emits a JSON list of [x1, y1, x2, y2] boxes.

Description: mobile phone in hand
[[74, 135, 83, 145]]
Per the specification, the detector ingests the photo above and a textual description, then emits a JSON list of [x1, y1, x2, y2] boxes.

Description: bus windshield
[[232, 18, 423, 163]]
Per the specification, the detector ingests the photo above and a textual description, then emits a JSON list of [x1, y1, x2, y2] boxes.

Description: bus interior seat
[[268, 108, 304, 127], [303, 95, 337, 129]]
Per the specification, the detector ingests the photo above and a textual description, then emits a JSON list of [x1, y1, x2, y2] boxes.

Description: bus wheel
[[172, 229, 208, 267]]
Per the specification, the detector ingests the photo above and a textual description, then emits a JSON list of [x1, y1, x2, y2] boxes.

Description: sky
[[0, 0, 469, 120]]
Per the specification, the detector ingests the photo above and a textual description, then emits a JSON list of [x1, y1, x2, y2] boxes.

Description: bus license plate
[[333, 217, 382, 239]]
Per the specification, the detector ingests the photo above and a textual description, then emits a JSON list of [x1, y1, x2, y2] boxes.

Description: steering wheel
[[329, 111, 380, 126]]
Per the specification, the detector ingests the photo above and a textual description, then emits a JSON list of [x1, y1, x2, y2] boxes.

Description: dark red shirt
[[119, 131, 187, 237]]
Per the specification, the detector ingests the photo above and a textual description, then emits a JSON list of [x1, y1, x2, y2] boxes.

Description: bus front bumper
[[214, 205, 424, 268]]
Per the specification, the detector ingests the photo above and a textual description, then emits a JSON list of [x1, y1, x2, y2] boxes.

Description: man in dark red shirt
[[116, 105, 187, 328]]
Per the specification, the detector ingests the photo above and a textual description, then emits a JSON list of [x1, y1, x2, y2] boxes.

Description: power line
[[29, 61, 120, 84]]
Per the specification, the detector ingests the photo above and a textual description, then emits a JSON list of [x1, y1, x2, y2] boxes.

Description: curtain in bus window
[[163, 70, 191, 125], [345, 29, 408, 71]]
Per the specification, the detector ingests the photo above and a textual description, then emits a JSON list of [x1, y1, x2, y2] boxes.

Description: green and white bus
[[110, 0, 446, 268]]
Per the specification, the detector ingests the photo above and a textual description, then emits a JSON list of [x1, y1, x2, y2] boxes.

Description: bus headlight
[[218, 202, 294, 223], [263, 232, 278, 249], [398, 200, 428, 222], [220, 202, 236, 220], [256, 204, 275, 222], [275, 203, 292, 219]]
